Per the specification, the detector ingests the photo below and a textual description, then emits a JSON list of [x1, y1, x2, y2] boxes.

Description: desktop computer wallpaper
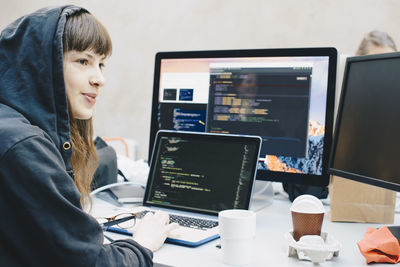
[[260, 120, 325, 175], [158, 56, 329, 176]]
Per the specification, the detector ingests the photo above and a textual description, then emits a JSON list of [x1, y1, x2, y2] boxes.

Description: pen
[[102, 226, 133, 237]]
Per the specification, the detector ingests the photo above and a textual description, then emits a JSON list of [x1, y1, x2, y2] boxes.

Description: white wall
[[1, 0, 399, 160]]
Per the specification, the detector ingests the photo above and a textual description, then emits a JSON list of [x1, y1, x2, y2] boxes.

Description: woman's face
[[366, 44, 396, 55], [63, 50, 106, 120]]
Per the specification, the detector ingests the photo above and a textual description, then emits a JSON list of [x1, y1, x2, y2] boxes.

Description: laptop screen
[[143, 131, 261, 215]]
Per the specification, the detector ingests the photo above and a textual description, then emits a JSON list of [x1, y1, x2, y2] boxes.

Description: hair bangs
[[63, 12, 112, 57]]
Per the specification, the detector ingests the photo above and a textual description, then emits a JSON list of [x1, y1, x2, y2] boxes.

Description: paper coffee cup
[[290, 195, 325, 241], [219, 209, 256, 266]]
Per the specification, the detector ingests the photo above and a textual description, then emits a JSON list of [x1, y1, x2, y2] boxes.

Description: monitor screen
[[144, 131, 261, 215], [150, 48, 337, 186], [329, 52, 400, 191]]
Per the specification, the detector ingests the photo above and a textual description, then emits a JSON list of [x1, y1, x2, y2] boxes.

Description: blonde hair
[[356, 30, 397, 56], [63, 11, 112, 209]]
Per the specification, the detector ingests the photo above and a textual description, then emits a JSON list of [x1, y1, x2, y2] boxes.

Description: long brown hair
[[63, 11, 112, 209]]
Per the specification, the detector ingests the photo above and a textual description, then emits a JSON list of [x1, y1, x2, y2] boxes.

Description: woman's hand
[[133, 211, 179, 252]]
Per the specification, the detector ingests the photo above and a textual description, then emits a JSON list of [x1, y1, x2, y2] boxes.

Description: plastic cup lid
[[290, 194, 325, 214]]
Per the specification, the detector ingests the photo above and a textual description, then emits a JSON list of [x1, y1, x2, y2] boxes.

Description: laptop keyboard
[[136, 210, 218, 230]]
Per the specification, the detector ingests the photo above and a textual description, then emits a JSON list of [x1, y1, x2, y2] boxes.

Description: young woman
[[0, 5, 176, 266]]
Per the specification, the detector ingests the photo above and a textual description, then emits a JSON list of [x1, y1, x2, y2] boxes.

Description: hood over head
[[0, 5, 87, 154]]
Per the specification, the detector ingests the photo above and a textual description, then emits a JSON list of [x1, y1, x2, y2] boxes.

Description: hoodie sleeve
[[0, 134, 153, 267]]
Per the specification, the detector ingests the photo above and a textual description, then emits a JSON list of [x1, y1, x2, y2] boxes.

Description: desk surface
[[92, 189, 399, 267]]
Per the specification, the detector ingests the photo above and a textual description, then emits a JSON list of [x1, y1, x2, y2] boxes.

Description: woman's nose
[[90, 68, 105, 87]]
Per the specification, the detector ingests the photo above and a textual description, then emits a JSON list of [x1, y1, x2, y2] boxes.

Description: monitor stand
[[250, 180, 274, 211]]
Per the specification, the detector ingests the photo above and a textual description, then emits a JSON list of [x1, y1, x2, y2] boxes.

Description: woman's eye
[[99, 63, 105, 69], [78, 59, 88, 65]]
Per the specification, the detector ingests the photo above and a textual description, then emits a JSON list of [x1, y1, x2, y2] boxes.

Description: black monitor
[[149, 48, 337, 186], [329, 52, 400, 191]]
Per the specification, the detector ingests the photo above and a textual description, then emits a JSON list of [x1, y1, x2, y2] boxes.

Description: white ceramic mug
[[218, 209, 256, 266]]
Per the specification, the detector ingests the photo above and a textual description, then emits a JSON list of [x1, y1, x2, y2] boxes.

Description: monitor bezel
[[149, 47, 337, 187], [328, 52, 400, 192]]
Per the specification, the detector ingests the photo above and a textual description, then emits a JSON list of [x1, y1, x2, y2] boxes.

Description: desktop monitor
[[149, 48, 337, 186], [329, 52, 400, 191]]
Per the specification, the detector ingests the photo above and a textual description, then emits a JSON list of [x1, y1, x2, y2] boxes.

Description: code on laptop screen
[[144, 133, 260, 214]]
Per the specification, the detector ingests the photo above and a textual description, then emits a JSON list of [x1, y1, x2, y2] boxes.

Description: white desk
[[92, 192, 400, 267]]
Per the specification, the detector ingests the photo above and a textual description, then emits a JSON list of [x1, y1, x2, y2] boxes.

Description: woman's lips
[[82, 93, 97, 104]]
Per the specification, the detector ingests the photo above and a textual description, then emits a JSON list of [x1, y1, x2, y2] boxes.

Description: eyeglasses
[[97, 213, 137, 229]]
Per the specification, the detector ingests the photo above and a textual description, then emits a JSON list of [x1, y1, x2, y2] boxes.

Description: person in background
[[0, 5, 177, 266], [356, 30, 397, 56]]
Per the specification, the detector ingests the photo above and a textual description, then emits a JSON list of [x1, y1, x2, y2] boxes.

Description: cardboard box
[[329, 176, 396, 223]]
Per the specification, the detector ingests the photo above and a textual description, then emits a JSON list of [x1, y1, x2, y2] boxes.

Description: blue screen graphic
[[173, 108, 206, 132], [179, 89, 194, 101]]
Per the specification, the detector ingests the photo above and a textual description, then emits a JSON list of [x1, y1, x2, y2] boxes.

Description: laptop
[[130, 130, 261, 247]]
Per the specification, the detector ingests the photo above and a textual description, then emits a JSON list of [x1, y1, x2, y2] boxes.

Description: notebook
[[131, 130, 261, 247]]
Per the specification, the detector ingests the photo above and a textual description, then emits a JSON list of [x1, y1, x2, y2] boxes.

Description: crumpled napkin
[[357, 226, 400, 264]]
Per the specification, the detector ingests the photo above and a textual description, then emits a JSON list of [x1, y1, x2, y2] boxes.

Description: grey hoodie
[[0, 5, 152, 267]]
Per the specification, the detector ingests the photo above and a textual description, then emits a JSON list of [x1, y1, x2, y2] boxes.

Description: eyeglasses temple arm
[[101, 215, 135, 227]]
